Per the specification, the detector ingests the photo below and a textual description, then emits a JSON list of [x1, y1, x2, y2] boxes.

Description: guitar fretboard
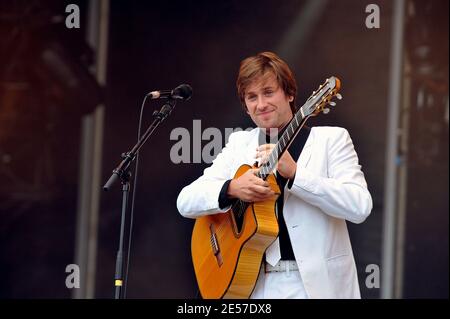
[[256, 107, 308, 180], [254, 76, 338, 180]]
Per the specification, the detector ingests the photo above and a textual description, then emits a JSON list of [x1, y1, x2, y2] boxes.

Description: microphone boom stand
[[103, 98, 176, 299]]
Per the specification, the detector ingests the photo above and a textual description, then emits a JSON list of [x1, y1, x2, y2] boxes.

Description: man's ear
[[288, 96, 294, 102]]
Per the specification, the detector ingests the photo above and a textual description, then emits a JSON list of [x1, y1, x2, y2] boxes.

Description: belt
[[265, 260, 298, 273]]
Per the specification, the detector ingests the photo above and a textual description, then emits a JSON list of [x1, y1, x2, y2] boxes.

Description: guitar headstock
[[302, 76, 342, 117]]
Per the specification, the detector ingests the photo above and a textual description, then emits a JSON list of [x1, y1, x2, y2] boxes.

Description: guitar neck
[[255, 76, 341, 180], [257, 108, 309, 180]]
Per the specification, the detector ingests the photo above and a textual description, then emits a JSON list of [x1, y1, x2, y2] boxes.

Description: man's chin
[[258, 121, 278, 130]]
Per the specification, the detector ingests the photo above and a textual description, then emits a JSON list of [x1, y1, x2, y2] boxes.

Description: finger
[[252, 177, 270, 187], [258, 156, 267, 165], [249, 184, 270, 195], [256, 148, 274, 156], [256, 149, 272, 158], [247, 170, 269, 184], [251, 184, 275, 195], [256, 144, 276, 152]]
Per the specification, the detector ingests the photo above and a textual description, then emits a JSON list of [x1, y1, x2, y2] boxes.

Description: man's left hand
[[256, 144, 297, 180]]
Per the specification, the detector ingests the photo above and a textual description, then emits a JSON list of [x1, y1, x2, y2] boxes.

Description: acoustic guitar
[[191, 76, 342, 299]]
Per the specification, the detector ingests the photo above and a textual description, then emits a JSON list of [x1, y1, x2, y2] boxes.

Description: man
[[177, 51, 373, 298]]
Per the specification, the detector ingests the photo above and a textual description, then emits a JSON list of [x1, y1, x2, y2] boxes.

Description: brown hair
[[236, 51, 297, 113]]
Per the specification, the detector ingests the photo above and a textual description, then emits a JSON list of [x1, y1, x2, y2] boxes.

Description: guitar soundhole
[[232, 200, 249, 234]]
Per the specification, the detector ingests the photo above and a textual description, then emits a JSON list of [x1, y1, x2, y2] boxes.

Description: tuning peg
[[336, 93, 342, 100], [323, 108, 330, 114], [329, 101, 336, 106]]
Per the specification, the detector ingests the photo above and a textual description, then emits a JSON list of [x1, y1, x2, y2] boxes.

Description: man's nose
[[256, 95, 268, 110]]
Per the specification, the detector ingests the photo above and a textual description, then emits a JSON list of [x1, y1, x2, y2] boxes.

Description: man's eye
[[247, 95, 257, 101], [264, 91, 273, 96]]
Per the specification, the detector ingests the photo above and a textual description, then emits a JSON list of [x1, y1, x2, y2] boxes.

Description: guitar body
[[191, 164, 280, 299]]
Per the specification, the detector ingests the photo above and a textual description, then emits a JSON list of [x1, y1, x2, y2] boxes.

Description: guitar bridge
[[209, 224, 223, 266]]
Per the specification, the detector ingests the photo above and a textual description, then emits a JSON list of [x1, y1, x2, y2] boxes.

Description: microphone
[[147, 84, 193, 101]]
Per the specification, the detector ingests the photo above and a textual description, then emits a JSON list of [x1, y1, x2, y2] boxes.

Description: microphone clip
[[152, 98, 177, 121]]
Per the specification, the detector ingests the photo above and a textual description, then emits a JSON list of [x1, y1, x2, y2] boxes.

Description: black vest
[[260, 126, 311, 260]]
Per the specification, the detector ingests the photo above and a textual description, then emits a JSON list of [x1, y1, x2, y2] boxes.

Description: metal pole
[[73, 0, 109, 299], [381, 0, 406, 299]]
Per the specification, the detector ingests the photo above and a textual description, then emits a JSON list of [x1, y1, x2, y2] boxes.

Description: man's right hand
[[227, 169, 276, 202]]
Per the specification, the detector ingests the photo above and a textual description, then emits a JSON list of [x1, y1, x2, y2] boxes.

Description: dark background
[[0, 0, 448, 299]]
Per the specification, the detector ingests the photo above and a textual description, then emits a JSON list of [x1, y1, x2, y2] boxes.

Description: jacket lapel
[[297, 131, 313, 168], [284, 130, 314, 202]]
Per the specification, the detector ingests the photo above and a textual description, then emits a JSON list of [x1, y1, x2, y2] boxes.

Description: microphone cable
[[122, 93, 149, 298]]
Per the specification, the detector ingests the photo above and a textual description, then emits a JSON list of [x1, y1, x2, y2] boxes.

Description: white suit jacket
[[177, 126, 373, 299]]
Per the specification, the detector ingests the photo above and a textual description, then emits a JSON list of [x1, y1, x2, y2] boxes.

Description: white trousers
[[250, 265, 309, 299]]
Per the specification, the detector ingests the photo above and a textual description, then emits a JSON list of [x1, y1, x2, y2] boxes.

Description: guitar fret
[[278, 137, 284, 150], [269, 152, 276, 170]]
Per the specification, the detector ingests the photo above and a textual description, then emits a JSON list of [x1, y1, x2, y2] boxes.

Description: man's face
[[244, 72, 294, 131]]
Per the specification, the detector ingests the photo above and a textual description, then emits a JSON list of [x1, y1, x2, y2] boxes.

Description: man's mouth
[[257, 110, 274, 116]]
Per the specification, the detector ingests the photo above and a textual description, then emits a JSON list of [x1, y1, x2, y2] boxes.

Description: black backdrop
[[0, 0, 448, 299], [98, 0, 391, 298]]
